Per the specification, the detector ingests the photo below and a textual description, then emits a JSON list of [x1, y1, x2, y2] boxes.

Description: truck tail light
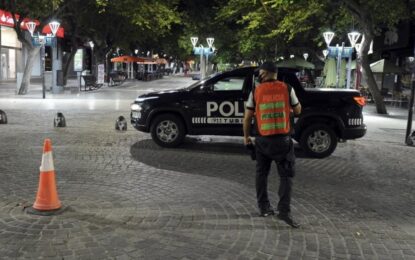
[[353, 96, 366, 106]]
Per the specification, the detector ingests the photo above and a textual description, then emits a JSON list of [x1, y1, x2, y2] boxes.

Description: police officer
[[243, 61, 301, 228]]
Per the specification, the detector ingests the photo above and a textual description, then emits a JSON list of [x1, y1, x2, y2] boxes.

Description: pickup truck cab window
[[213, 77, 245, 91]]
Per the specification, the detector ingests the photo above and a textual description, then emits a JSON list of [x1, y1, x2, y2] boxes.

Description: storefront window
[[0, 48, 20, 80], [1, 26, 22, 48]]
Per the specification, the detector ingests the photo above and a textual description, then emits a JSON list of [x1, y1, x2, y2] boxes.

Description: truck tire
[[300, 124, 337, 158], [150, 114, 186, 147]]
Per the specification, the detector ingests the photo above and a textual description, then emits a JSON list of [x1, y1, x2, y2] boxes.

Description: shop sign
[[0, 9, 33, 29], [32, 36, 56, 47], [97, 64, 105, 84], [74, 49, 83, 72], [0, 9, 64, 38]]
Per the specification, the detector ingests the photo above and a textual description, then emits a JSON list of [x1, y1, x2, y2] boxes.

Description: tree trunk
[[339, 0, 387, 114], [18, 47, 41, 95], [62, 47, 77, 85], [360, 34, 387, 114], [274, 42, 278, 59]]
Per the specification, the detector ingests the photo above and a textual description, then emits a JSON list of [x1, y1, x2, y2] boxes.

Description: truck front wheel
[[300, 124, 337, 158], [150, 114, 186, 147]]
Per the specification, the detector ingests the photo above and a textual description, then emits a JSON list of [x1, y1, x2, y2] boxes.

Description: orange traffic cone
[[32, 138, 61, 211]]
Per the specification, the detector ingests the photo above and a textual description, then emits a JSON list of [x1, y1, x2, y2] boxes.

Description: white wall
[[30, 48, 41, 77]]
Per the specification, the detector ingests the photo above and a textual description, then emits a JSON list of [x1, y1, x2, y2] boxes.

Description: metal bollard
[[54, 112, 66, 127], [115, 116, 127, 131], [0, 110, 7, 124]]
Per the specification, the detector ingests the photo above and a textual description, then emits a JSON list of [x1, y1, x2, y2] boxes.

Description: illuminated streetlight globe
[[191, 37, 198, 47], [206, 37, 214, 48], [48, 21, 60, 36], [303, 53, 309, 60], [26, 21, 37, 36], [347, 31, 361, 48], [322, 50, 329, 58], [323, 31, 335, 46]]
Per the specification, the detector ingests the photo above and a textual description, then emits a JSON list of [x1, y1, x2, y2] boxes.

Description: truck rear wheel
[[300, 124, 337, 158], [150, 114, 186, 147]]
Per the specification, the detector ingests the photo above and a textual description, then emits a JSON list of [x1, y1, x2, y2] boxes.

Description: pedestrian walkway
[[0, 75, 194, 100], [0, 79, 415, 259]]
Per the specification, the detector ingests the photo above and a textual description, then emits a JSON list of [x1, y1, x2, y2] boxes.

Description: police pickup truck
[[130, 67, 366, 158]]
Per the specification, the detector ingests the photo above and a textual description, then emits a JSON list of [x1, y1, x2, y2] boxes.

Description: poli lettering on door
[[205, 101, 244, 124]]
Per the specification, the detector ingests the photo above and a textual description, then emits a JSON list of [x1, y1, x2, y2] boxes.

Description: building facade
[[0, 22, 23, 81], [0, 9, 64, 90]]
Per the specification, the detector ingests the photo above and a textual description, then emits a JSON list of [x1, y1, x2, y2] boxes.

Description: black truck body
[[130, 67, 366, 158]]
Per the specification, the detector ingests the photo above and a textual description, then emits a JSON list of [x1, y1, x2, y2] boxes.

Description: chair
[[82, 75, 103, 91]]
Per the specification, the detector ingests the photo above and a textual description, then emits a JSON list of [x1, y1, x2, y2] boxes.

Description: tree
[[59, 0, 93, 84], [89, 0, 182, 76], [217, 0, 412, 114], [0, 0, 66, 94], [339, 0, 410, 114], [217, 0, 332, 61], [1, 0, 182, 91]]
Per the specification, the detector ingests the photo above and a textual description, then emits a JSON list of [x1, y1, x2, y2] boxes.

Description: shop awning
[[0, 9, 64, 38], [111, 56, 164, 64], [370, 59, 405, 74], [42, 26, 64, 38], [155, 58, 168, 65], [137, 57, 157, 64], [111, 56, 147, 63]]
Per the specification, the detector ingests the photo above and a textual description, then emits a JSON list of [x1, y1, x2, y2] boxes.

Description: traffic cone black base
[[25, 206, 67, 216]]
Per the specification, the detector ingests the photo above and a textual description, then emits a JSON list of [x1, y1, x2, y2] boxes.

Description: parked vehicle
[[131, 67, 366, 158]]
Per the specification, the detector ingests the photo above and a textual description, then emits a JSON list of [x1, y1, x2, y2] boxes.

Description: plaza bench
[[109, 71, 127, 87], [82, 75, 103, 91]]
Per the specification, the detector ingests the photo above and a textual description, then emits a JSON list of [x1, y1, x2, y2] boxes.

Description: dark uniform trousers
[[254, 135, 295, 214]]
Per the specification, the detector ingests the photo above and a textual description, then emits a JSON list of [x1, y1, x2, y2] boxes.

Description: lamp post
[[323, 31, 360, 89], [191, 37, 215, 79], [406, 47, 415, 145], [354, 43, 362, 89], [89, 41, 94, 77], [322, 50, 329, 59], [206, 37, 214, 75], [26, 20, 60, 99]]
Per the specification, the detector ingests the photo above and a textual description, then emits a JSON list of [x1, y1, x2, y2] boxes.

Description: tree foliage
[[2, 0, 415, 113], [217, 0, 413, 113]]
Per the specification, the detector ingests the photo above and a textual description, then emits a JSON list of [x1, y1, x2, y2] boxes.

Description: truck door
[[186, 75, 247, 135]]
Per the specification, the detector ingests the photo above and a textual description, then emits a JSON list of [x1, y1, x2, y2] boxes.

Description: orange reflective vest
[[254, 81, 291, 136]]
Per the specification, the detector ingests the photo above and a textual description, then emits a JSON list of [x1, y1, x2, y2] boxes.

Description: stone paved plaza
[[0, 77, 415, 259]]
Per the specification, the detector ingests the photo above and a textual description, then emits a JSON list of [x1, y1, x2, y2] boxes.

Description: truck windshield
[[185, 72, 222, 90]]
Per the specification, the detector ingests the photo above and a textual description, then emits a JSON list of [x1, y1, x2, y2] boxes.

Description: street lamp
[[303, 53, 309, 60], [323, 30, 361, 89], [26, 20, 60, 99], [89, 41, 94, 76], [322, 50, 329, 59], [354, 43, 362, 89], [190, 36, 215, 79]]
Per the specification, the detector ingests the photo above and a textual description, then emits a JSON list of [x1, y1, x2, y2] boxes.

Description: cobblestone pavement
[[0, 77, 415, 259]]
